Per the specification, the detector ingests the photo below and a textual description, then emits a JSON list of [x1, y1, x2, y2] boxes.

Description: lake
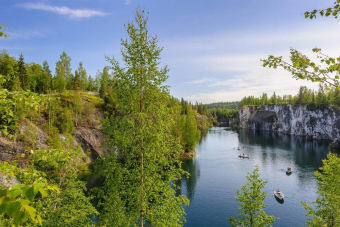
[[178, 127, 334, 227]]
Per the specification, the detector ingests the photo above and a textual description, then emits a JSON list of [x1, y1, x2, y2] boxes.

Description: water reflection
[[180, 159, 200, 200], [238, 130, 331, 169], [180, 127, 338, 227]]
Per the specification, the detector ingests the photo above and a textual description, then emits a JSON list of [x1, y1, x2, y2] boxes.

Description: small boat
[[286, 167, 292, 174], [274, 190, 284, 201], [238, 154, 250, 158], [237, 146, 241, 150]]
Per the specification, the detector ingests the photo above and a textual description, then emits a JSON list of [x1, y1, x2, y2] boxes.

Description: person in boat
[[276, 189, 281, 195]]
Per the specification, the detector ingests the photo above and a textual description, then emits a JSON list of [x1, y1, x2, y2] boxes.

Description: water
[[179, 127, 335, 227]]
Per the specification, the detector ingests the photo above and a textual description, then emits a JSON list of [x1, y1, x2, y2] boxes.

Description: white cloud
[[185, 77, 216, 84], [17, 3, 109, 19], [7, 30, 45, 39], [161, 21, 340, 103], [125, 0, 131, 5]]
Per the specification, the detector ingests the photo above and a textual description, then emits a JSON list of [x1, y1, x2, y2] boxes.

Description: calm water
[[179, 127, 335, 227]]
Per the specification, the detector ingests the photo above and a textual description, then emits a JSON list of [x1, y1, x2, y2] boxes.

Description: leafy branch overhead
[[304, 0, 340, 19], [0, 25, 10, 38], [262, 48, 340, 90], [262, 1, 340, 90]]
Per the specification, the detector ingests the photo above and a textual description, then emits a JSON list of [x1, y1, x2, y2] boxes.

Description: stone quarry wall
[[238, 104, 340, 148]]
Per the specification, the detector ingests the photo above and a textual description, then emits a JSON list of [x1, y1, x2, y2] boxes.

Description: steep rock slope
[[239, 104, 340, 148]]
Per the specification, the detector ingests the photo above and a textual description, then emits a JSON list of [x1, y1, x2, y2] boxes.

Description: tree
[[99, 7, 188, 226], [55, 51, 71, 93], [99, 66, 110, 97], [301, 153, 340, 227], [17, 53, 29, 90], [229, 165, 278, 227], [181, 105, 200, 152], [41, 60, 52, 93], [0, 50, 18, 90], [77, 62, 87, 90], [262, 1, 340, 90]]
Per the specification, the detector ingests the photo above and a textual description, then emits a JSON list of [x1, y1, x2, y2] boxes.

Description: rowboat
[[238, 154, 250, 158], [286, 167, 292, 174], [274, 190, 284, 201]]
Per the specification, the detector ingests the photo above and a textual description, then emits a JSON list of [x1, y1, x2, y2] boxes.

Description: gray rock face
[[239, 104, 340, 148]]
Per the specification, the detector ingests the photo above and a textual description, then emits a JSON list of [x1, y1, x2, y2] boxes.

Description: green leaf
[[7, 189, 23, 199], [6, 201, 21, 216], [33, 183, 45, 195], [13, 210, 28, 226], [0, 202, 7, 214], [22, 205, 37, 222], [25, 187, 35, 202], [39, 188, 48, 198]]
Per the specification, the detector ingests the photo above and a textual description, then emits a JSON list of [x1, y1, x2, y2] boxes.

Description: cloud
[[7, 30, 45, 39], [160, 20, 340, 103], [185, 77, 216, 84], [17, 3, 109, 19], [125, 0, 131, 5]]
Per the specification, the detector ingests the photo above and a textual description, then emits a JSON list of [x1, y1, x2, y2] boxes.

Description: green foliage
[[301, 153, 340, 227], [0, 161, 59, 226], [0, 25, 10, 38], [181, 106, 200, 152], [55, 51, 72, 93], [58, 107, 75, 135], [17, 54, 29, 91], [101, 7, 189, 226], [304, 0, 340, 19], [205, 101, 239, 109], [0, 83, 43, 140], [208, 108, 238, 120], [229, 165, 278, 227], [239, 85, 340, 108], [99, 66, 110, 97], [262, 2, 340, 90]]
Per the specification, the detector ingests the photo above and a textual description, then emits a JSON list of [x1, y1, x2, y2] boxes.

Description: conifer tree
[[17, 53, 29, 90], [74, 69, 81, 90], [42, 60, 52, 93], [100, 7, 188, 226]]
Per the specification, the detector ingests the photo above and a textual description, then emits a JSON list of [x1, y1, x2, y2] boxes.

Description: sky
[[1, 0, 340, 103]]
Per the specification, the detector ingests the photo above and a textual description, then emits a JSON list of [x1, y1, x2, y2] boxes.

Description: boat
[[238, 154, 250, 158], [286, 167, 292, 174], [274, 190, 284, 201]]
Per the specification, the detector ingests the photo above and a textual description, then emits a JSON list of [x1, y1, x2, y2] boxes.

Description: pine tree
[[17, 53, 29, 90], [42, 60, 52, 93], [74, 70, 81, 91], [99, 8, 188, 226], [229, 165, 278, 227]]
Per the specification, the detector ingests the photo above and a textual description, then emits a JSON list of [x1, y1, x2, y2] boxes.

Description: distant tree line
[[239, 85, 340, 108], [0, 50, 110, 96], [205, 101, 239, 109]]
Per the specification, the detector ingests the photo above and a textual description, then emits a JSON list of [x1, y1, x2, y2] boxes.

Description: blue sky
[[1, 0, 339, 103]]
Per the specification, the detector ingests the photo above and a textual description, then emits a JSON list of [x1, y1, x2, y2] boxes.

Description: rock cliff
[[239, 104, 340, 148]]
